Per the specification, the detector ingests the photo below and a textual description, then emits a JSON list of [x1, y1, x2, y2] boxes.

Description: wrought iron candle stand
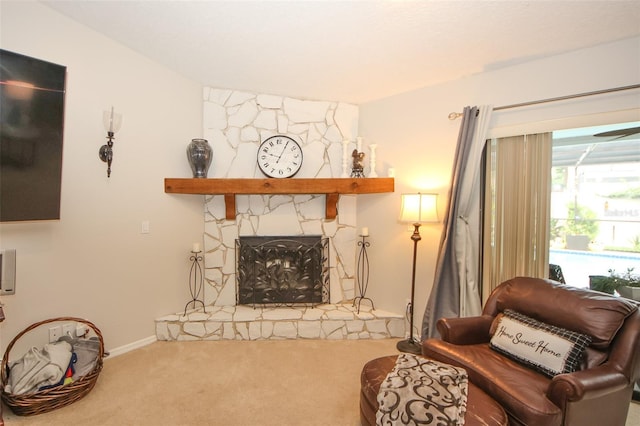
[[353, 234, 374, 313], [183, 249, 205, 316]]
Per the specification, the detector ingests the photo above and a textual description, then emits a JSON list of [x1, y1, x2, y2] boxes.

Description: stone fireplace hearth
[[156, 304, 404, 341]]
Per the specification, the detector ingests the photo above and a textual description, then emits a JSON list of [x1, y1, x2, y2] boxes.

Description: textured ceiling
[[42, 1, 640, 104]]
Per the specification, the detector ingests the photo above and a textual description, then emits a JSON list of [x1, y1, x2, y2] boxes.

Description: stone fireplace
[[155, 87, 404, 341], [198, 87, 362, 307], [236, 236, 330, 307]]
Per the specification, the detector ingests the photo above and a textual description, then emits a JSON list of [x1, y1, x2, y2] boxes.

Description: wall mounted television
[[0, 49, 66, 222]]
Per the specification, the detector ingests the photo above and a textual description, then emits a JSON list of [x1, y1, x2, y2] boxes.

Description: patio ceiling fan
[[594, 126, 640, 140]]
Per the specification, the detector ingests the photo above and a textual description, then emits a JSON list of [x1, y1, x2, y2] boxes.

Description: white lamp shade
[[399, 193, 439, 223]]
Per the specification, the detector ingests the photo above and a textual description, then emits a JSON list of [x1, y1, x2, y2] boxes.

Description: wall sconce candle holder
[[99, 106, 122, 177]]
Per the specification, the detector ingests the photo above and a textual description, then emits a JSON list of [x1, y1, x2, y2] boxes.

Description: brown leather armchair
[[422, 277, 640, 426]]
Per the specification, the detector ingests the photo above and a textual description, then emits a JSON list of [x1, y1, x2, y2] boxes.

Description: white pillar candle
[[368, 144, 377, 177], [193, 243, 201, 252], [361, 227, 369, 236], [108, 106, 114, 132], [388, 168, 395, 178], [341, 140, 350, 178]]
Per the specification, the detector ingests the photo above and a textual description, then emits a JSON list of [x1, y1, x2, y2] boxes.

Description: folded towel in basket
[[6, 341, 72, 395]]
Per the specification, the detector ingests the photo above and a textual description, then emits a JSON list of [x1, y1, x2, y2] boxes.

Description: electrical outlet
[[49, 326, 62, 342], [76, 324, 88, 337], [62, 323, 75, 339]]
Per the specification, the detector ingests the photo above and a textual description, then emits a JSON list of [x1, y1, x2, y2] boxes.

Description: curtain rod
[[448, 83, 640, 120]]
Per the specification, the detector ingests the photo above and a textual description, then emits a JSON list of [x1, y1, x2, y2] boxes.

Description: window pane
[[549, 122, 640, 290]]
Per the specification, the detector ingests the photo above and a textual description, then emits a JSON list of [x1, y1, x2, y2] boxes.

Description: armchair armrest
[[547, 364, 628, 404], [435, 315, 494, 345]]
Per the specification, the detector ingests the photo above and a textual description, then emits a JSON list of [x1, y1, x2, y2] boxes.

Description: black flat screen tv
[[0, 49, 66, 222]]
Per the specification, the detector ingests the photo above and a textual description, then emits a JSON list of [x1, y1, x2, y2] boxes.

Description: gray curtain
[[421, 106, 479, 339]]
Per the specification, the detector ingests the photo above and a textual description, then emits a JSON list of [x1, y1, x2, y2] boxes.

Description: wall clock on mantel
[[257, 135, 303, 178]]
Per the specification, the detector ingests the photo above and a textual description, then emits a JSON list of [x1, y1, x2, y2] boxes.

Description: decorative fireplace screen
[[236, 236, 330, 307]]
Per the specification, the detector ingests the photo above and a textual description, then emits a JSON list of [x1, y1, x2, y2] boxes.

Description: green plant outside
[[606, 187, 640, 200], [590, 268, 640, 295], [549, 218, 563, 241], [564, 203, 599, 241], [604, 245, 640, 254]]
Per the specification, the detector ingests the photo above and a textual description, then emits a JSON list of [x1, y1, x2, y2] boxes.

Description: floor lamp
[[397, 193, 439, 355]]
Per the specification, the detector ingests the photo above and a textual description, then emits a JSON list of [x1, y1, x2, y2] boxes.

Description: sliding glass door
[[482, 121, 640, 300]]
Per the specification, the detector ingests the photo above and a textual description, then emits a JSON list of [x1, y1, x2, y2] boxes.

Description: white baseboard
[[105, 335, 157, 359]]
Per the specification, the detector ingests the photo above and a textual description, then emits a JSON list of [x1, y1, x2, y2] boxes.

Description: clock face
[[257, 135, 303, 178]]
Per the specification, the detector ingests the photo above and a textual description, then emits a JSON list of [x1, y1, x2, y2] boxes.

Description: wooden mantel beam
[[164, 177, 394, 220]]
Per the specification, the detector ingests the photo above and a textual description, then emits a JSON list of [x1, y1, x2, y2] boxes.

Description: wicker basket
[[1, 317, 105, 416]]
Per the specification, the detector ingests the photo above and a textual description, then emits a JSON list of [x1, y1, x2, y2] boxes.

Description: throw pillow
[[490, 309, 591, 378]]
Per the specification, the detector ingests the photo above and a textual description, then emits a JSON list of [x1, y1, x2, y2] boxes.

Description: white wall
[[0, 2, 203, 354], [358, 37, 640, 335]]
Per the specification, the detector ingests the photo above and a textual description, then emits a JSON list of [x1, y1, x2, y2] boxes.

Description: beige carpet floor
[[3, 339, 397, 425], [3, 338, 639, 426]]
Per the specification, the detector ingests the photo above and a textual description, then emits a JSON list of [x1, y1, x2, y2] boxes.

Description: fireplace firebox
[[236, 236, 330, 307]]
